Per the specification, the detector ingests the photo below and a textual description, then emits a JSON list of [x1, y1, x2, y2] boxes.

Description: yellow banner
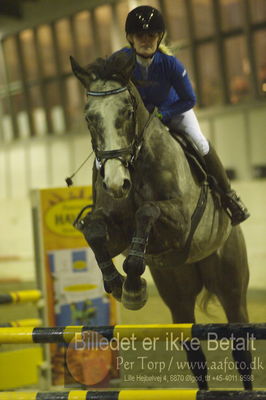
[[40, 186, 92, 251]]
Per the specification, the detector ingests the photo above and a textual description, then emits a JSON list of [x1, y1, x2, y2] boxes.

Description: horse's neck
[[132, 85, 192, 184], [130, 83, 150, 134], [137, 106, 151, 135]]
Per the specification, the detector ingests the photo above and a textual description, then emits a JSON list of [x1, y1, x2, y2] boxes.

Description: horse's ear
[[123, 53, 136, 81], [111, 52, 135, 82], [70, 56, 95, 88]]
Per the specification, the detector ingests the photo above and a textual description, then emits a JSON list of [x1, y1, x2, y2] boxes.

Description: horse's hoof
[[104, 274, 124, 302], [121, 277, 148, 310]]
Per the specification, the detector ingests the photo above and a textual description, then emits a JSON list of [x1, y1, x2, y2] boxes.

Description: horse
[[70, 52, 252, 390]]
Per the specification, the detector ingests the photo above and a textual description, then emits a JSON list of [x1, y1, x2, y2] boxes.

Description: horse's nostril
[[123, 179, 131, 192]]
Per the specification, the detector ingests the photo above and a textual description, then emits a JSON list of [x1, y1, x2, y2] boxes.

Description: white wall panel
[[0, 197, 35, 280], [248, 108, 266, 166], [50, 138, 71, 187], [29, 141, 49, 189], [9, 144, 28, 197], [33, 108, 47, 137], [72, 134, 94, 187], [0, 149, 8, 199], [234, 180, 266, 290], [2, 115, 13, 142], [17, 111, 30, 139], [51, 106, 65, 134], [213, 113, 250, 179]]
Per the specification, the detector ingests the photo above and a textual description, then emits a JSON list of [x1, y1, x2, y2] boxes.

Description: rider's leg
[[203, 143, 250, 225], [168, 109, 250, 225], [169, 109, 210, 156]]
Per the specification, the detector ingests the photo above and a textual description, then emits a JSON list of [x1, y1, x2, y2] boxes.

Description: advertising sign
[[32, 186, 117, 386]]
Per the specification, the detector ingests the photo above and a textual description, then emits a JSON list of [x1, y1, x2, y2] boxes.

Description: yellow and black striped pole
[[0, 290, 41, 305], [0, 318, 42, 327], [0, 390, 265, 400], [0, 323, 266, 344]]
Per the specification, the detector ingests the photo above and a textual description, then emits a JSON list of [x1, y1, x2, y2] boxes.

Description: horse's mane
[[85, 52, 136, 85]]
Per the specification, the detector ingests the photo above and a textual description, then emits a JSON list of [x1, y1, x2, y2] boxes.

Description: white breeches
[[169, 109, 210, 156]]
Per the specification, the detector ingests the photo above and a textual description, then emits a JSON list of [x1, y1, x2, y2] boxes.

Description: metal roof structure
[[0, 0, 117, 37]]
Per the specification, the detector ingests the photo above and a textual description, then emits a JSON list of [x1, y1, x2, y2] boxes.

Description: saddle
[[169, 130, 206, 182], [170, 129, 220, 195]]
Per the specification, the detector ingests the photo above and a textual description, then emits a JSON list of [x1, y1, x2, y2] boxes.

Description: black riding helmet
[[125, 5, 165, 36]]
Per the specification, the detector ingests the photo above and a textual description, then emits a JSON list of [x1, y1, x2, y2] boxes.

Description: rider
[[119, 5, 249, 226]]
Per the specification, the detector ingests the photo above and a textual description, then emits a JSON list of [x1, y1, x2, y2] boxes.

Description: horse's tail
[[198, 288, 217, 317]]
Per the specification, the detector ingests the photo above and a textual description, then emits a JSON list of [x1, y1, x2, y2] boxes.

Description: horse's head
[[71, 52, 148, 199]]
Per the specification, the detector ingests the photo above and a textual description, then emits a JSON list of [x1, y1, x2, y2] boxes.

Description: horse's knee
[[123, 255, 145, 276], [82, 216, 107, 247]]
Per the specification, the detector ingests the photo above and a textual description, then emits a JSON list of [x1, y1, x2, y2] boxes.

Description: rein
[[87, 84, 155, 169]]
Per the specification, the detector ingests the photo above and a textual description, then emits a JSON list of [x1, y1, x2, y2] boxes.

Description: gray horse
[[70, 52, 252, 390]]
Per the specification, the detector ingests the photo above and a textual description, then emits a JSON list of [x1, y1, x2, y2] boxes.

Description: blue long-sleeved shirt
[[120, 47, 196, 123]]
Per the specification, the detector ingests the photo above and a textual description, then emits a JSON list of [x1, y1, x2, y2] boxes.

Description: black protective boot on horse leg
[[77, 210, 124, 301], [203, 144, 250, 226], [122, 202, 161, 310]]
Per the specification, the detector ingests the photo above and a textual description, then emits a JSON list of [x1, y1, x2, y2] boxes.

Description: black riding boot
[[204, 144, 250, 226]]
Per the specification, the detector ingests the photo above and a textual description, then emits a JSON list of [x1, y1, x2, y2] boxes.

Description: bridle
[[86, 84, 154, 172]]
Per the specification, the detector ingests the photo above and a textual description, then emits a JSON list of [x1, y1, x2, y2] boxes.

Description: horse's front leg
[[122, 202, 161, 309], [76, 209, 124, 301]]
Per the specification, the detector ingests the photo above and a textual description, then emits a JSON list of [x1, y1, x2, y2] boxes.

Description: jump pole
[[0, 390, 266, 400], [0, 323, 266, 344], [0, 318, 42, 327], [0, 290, 42, 305]]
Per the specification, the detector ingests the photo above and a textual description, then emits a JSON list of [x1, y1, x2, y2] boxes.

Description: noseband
[[87, 85, 154, 170]]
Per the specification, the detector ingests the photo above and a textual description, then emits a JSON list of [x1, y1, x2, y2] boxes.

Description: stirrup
[[223, 190, 250, 226]]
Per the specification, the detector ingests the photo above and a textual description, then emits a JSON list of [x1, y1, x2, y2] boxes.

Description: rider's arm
[[159, 56, 196, 123]]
